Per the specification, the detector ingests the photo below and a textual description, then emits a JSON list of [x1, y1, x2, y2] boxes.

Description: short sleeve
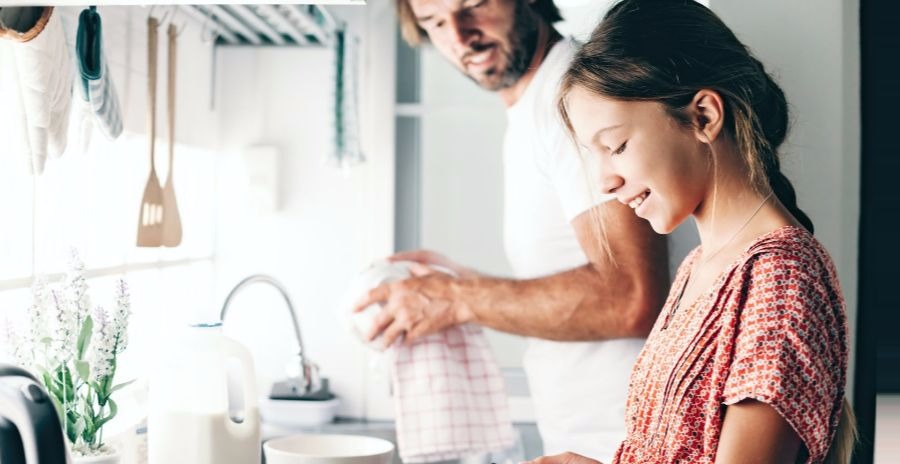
[[722, 251, 847, 462]]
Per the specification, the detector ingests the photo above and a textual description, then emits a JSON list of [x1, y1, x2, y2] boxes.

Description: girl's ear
[[689, 89, 725, 144]]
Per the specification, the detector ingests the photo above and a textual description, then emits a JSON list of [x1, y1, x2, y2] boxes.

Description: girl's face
[[565, 86, 712, 234]]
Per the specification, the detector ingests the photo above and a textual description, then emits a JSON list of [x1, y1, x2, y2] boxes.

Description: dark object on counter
[[0, 364, 70, 464], [270, 377, 336, 401]]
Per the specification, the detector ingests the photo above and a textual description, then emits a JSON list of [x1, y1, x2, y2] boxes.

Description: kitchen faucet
[[219, 274, 320, 394]]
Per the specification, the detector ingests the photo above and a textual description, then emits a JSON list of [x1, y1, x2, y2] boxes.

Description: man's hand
[[523, 452, 603, 464], [352, 250, 476, 349]]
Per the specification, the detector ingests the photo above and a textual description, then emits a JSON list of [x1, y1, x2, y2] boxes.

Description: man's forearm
[[451, 263, 663, 341]]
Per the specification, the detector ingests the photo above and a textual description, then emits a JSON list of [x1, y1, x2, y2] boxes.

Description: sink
[[264, 434, 394, 464], [262, 419, 543, 464]]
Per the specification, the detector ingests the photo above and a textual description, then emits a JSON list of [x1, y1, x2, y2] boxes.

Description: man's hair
[[396, 0, 563, 46]]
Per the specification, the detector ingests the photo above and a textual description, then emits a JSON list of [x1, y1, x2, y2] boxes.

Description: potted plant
[[6, 251, 132, 463]]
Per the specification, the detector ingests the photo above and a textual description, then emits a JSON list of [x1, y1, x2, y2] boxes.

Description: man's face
[[410, 0, 540, 91]]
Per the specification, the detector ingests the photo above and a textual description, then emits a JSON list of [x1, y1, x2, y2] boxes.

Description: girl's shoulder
[[737, 225, 837, 282]]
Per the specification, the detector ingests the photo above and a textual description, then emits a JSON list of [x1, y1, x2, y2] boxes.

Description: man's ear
[[689, 89, 725, 144]]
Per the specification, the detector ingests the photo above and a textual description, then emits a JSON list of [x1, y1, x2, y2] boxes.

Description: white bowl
[[260, 397, 340, 427], [264, 434, 395, 464]]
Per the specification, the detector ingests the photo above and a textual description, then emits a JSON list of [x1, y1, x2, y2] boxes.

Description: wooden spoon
[[136, 16, 163, 247], [161, 22, 182, 247]]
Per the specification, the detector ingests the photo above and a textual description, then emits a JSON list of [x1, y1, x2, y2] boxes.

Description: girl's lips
[[634, 191, 651, 217], [623, 190, 651, 209]]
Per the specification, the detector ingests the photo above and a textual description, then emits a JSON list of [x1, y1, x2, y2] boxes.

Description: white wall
[[211, 3, 397, 419]]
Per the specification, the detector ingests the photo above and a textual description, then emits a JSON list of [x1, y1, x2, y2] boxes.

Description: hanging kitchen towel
[[76, 6, 123, 141], [391, 323, 516, 463], [0, 6, 73, 174]]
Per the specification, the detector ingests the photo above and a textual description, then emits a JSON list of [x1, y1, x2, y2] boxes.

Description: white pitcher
[[148, 322, 260, 464]]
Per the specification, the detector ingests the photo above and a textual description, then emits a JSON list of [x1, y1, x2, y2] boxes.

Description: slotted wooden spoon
[[136, 16, 163, 247], [161, 22, 182, 247]]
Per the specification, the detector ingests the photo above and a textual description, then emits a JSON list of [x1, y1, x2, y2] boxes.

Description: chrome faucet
[[219, 274, 320, 394]]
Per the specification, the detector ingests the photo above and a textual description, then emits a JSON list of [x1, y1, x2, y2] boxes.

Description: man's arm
[[357, 200, 669, 347], [452, 199, 667, 340]]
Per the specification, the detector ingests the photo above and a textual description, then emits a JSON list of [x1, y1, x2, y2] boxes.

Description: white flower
[[26, 276, 51, 359], [112, 279, 130, 353], [65, 250, 91, 328], [90, 307, 116, 383], [49, 289, 77, 364]]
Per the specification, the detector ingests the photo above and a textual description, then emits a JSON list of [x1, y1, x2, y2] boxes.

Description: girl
[[535, 0, 856, 462]]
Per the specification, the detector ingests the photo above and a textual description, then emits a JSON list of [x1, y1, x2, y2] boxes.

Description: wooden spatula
[[161, 23, 182, 247], [136, 16, 163, 247]]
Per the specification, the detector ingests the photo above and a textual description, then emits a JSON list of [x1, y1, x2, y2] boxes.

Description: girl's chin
[[648, 215, 684, 235]]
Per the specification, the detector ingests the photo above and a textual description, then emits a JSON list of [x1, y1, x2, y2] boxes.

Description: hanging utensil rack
[[179, 4, 341, 47]]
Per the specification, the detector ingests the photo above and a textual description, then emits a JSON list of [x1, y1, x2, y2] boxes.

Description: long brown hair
[[558, 0, 813, 232], [558, 0, 855, 461]]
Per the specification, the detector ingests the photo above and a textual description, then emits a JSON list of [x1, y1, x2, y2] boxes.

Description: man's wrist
[[449, 276, 480, 324]]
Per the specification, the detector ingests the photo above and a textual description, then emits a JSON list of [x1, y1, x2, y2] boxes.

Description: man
[[354, 0, 670, 460]]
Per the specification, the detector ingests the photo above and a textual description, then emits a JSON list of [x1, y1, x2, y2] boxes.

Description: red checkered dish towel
[[391, 323, 515, 463]]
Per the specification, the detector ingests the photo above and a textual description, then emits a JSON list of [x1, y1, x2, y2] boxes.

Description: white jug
[[148, 322, 260, 464]]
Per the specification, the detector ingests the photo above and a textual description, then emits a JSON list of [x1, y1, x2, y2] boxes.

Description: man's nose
[[447, 13, 479, 51]]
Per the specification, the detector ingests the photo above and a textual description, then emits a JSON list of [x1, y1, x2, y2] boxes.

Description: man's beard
[[465, 1, 540, 91]]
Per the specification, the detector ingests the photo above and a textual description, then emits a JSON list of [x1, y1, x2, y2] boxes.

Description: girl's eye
[[612, 141, 628, 156]]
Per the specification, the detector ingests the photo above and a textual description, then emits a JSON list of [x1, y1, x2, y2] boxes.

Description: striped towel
[[75, 6, 122, 141], [392, 323, 516, 463]]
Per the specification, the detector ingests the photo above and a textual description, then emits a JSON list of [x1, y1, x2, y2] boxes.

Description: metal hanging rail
[[179, 4, 339, 47]]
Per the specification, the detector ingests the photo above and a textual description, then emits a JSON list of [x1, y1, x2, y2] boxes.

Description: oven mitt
[[76, 6, 123, 141], [0, 6, 73, 174]]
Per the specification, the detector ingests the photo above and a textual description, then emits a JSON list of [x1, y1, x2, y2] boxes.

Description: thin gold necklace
[[664, 191, 774, 329], [699, 191, 774, 265]]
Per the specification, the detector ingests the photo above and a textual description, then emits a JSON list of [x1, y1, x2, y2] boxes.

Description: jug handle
[[220, 337, 257, 430]]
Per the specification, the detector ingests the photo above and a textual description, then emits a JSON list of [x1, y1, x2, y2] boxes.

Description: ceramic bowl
[[264, 434, 394, 464]]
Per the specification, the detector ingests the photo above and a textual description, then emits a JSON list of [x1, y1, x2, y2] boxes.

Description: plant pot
[[71, 451, 120, 464]]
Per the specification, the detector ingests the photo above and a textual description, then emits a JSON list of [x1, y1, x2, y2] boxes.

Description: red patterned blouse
[[612, 226, 848, 464]]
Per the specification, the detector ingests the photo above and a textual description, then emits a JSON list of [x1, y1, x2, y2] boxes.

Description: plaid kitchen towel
[[392, 323, 515, 463]]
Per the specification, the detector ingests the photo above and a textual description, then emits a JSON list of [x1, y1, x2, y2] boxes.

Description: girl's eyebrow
[[590, 124, 624, 147]]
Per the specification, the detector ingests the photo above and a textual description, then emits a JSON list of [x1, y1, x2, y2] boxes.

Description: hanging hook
[[147, 5, 171, 24], [168, 6, 188, 36], [147, 5, 169, 25], [200, 10, 218, 45], [158, 6, 172, 25]]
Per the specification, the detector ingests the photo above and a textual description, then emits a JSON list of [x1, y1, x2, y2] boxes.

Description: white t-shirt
[[502, 38, 645, 462]]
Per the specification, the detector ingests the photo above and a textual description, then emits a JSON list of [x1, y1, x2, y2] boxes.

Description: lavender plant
[[7, 251, 133, 456]]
